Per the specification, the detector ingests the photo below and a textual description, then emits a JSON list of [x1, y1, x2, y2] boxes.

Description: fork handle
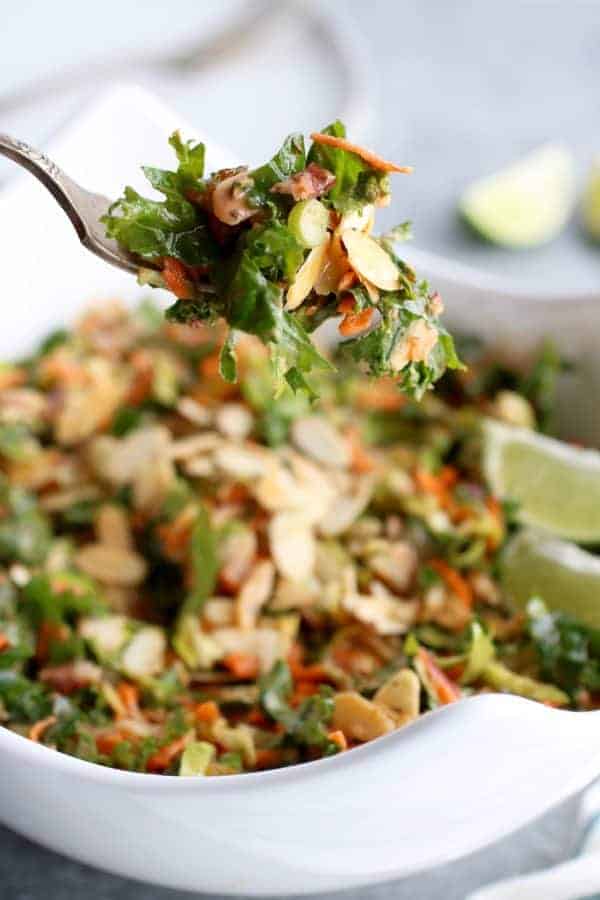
[[0, 133, 87, 241]]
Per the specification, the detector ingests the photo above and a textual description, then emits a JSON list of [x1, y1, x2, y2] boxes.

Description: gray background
[[1, 1, 599, 897]]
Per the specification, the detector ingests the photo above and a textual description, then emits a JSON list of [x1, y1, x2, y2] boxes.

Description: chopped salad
[[0, 303, 598, 776], [103, 123, 461, 399]]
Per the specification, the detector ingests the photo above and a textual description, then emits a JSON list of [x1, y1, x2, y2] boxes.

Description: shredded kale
[[527, 598, 600, 694], [259, 660, 338, 754]]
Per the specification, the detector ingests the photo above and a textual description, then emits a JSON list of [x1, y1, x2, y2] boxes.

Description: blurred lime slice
[[502, 528, 600, 628], [581, 157, 600, 241], [482, 419, 600, 543], [459, 144, 575, 247]]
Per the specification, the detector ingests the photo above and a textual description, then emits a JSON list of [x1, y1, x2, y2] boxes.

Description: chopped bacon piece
[[271, 163, 336, 201], [39, 660, 102, 695]]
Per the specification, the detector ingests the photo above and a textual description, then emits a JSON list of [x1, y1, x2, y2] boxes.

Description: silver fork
[[0, 133, 140, 275]]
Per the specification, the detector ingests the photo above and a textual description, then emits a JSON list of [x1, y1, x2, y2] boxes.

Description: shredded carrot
[[336, 295, 356, 315], [28, 716, 57, 743], [339, 307, 375, 337], [222, 652, 260, 680], [246, 707, 270, 727], [337, 270, 357, 292], [328, 729, 348, 751], [485, 495, 505, 551], [162, 257, 194, 299], [255, 748, 284, 769], [116, 682, 139, 714], [195, 700, 220, 724], [429, 558, 473, 608], [290, 681, 320, 707], [354, 378, 404, 411], [146, 735, 189, 773], [126, 349, 153, 406], [0, 632, 10, 652], [200, 351, 221, 379], [346, 426, 375, 474], [96, 731, 129, 755], [417, 647, 461, 705], [310, 132, 413, 174]]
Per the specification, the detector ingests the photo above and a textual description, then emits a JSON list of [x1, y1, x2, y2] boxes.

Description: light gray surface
[[0, 1, 598, 898]]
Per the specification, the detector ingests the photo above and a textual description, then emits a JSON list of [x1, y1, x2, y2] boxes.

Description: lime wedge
[[459, 144, 575, 247], [502, 528, 600, 628], [482, 419, 600, 543], [581, 157, 600, 242]]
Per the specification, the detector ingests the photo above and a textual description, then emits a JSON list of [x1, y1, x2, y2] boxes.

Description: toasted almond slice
[[359, 277, 380, 304], [214, 443, 268, 480], [252, 462, 305, 512], [269, 512, 316, 582], [215, 404, 254, 441], [367, 541, 418, 593], [169, 432, 221, 461], [203, 597, 236, 629], [291, 415, 351, 469], [184, 456, 215, 479], [213, 627, 288, 674], [95, 504, 133, 550], [339, 205, 375, 231], [315, 233, 351, 296], [236, 560, 275, 630], [319, 476, 375, 537], [286, 239, 330, 310], [120, 627, 166, 678], [374, 669, 420, 723], [269, 577, 318, 611], [342, 231, 401, 291], [176, 396, 213, 427], [219, 527, 257, 593], [342, 588, 418, 635], [331, 691, 395, 742], [310, 133, 412, 174], [75, 543, 147, 586]]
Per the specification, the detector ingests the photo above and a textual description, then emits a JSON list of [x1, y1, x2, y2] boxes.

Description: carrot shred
[[310, 132, 413, 174], [328, 729, 348, 751], [146, 735, 189, 773], [162, 257, 194, 299], [28, 716, 57, 743], [337, 270, 357, 292], [255, 748, 284, 769], [417, 648, 461, 705], [96, 731, 129, 755], [0, 632, 10, 652], [429, 558, 474, 608], [246, 707, 270, 727], [336, 295, 356, 315], [222, 652, 260, 680], [195, 700, 220, 724], [116, 682, 139, 714], [339, 307, 375, 337], [346, 426, 375, 474]]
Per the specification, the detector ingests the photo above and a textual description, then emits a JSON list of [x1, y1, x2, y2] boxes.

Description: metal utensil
[[0, 133, 139, 275]]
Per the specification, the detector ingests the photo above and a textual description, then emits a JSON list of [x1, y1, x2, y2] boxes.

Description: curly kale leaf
[[307, 121, 390, 212], [259, 660, 338, 754], [527, 599, 600, 694]]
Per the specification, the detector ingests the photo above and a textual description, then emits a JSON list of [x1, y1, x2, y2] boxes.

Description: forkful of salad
[[0, 123, 461, 398]]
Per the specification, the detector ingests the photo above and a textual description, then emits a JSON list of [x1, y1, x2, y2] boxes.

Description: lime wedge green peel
[[482, 419, 600, 544], [502, 528, 600, 629], [581, 157, 600, 242], [459, 144, 575, 247]]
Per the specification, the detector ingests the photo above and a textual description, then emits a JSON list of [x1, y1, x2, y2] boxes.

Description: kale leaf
[[527, 598, 600, 693], [259, 660, 338, 754]]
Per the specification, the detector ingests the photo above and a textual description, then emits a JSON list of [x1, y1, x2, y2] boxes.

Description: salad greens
[[104, 123, 460, 399]]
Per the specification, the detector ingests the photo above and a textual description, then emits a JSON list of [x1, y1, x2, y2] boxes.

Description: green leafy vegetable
[[259, 660, 338, 754], [527, 598, 600, 693]]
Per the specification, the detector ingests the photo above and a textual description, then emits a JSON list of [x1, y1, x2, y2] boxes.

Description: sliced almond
[[214, 443, 268, 480], [219, 526, 258, 592], [374, 668, 420, 725], [120, 626, 166, 678], [236, 560, 275, 630], [269, 512, 316, 582], [319, 476, 375, 536], [291, 415, 351, 468], [95, 504, 133, 550], [342, 231, 401, 291], [366, 541, 418, 593], [252, 462, 306, 512], [332, 691, 395, 742], [286, 239, 330, 310], [169, 432, 221, 461], [315, 232, 351, 296], [215, 404, 254, 441], [184, 456, 215, 479], [212, 627, 288, 674], [75, 543, 147, 587], [269, 577, 318, 611], [203, 597, 236, 629], [176, 396, 213, 427], [339, 205, 375, 232], [342, 587, 418, 635]]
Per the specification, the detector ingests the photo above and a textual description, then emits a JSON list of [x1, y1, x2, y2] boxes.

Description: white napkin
[[468, 781, 600, 900]]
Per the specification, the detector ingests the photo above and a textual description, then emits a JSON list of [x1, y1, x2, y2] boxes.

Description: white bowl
[[0, 85, 599, 896]]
